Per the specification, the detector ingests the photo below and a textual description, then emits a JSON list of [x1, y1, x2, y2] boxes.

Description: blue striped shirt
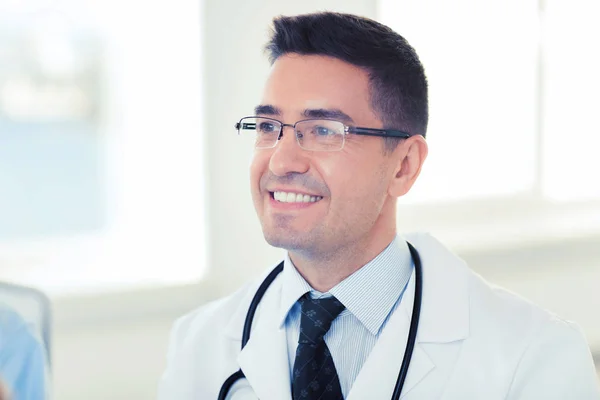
[[279, 236, 414, 398]]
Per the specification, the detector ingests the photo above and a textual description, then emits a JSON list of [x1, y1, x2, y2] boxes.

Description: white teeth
[[273, 191, 323, 203]]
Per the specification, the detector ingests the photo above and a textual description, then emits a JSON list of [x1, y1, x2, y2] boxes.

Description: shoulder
[[0, 305, 48, 399], [466, 272, 599, 396], [406, 231, 590, 348], [407, 232, 597, 394], [467, 271, 582, 343], [0, 306, 27, 339], [171, 262, 284, 343], [158, 264, 283, 399], [165, 261, 287, 358], [169, 280, 256, 346], [0, 305, 41, 354]]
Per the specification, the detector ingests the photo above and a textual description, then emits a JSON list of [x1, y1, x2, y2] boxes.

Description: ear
[[388, 135, 428, 198]]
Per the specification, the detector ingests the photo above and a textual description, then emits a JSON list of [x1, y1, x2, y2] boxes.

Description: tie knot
[[297, 294, 345, 344]]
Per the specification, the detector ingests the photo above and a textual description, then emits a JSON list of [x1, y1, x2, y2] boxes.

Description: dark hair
[[265, 12, 428, 152]]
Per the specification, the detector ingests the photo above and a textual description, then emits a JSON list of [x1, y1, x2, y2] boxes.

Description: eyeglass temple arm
[[349, 127, 411, 138]]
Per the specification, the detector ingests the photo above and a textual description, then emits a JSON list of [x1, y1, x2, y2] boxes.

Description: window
[[541, 0, 600, 201], [378, 0, 600, 250], [0, 1, 205, 295]]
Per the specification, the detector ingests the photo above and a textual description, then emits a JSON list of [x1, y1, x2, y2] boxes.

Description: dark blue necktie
[[292, 294, 346, 400]]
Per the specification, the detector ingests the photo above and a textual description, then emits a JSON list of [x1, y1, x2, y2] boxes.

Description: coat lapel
[[224, 271, 292, 400]]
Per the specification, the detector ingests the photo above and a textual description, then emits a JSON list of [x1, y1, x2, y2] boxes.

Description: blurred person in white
[[158, 12, 600, 400], [0, 305, 48, 400]]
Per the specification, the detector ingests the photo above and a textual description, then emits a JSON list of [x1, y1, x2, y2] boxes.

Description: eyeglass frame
[[234, 116, 412, 151]]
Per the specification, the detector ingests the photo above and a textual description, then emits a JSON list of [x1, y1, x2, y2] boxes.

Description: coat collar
[[403, 231, 470, 344]]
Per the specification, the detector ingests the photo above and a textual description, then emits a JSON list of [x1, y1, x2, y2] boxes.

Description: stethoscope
[[218, 242, 422, 400]]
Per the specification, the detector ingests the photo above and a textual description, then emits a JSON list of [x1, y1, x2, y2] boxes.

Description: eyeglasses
[[234, 116, 411, 152]]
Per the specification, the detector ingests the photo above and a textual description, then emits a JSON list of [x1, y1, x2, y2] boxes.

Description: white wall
[[49, 0, 600, 399], [52, 284, 213, 400]]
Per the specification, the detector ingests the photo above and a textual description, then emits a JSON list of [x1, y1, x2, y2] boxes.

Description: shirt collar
[[278, 236, 414, 335], [278, 252, 313, 329]]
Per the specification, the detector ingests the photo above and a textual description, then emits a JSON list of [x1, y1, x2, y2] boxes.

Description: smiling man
[[247, 53, 424, 293], [158, 12, 599, 400]]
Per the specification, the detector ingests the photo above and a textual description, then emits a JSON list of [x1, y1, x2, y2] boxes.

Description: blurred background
[[0, 0, 598, 398]]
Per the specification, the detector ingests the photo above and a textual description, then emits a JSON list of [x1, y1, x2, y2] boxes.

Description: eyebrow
[[254, 105, 355, 124], [254, 104, 281, 116], [302, 108, 354, 124]]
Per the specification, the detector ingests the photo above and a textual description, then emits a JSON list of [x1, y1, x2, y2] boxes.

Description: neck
[[289, 219, 397, 293]]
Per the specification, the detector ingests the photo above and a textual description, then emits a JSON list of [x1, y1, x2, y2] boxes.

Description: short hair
[[265, 12, 429, 152]]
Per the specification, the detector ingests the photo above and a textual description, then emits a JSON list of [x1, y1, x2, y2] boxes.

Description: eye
[[258, 122, 277, 133], [314, 125, 335, 136]]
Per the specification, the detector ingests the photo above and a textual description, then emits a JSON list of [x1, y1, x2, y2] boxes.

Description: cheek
[[326, 161, 388, 207], [249, 152, 269, 190], [323, 162, 364, 201]]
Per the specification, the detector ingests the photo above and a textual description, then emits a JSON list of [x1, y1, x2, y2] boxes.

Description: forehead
[[261, 54, 378, 124]]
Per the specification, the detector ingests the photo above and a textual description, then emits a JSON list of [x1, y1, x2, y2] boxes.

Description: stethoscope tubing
[[391, 242, 422, 399]]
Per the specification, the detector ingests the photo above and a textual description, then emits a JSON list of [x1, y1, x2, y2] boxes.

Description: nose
[[268, 125, 310, 177]]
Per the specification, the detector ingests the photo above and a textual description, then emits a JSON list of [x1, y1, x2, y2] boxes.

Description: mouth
[[269, 190, 324, 204]]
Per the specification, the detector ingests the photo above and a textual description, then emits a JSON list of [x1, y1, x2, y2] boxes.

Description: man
[[158, 12, 599, 399], [0, 305, 48, 400]]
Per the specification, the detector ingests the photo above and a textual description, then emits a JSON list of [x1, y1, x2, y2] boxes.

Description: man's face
[[250, 54, 400, 256]]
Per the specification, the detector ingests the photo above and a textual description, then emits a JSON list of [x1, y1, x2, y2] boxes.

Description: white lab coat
[[158, 233, 600, 399]]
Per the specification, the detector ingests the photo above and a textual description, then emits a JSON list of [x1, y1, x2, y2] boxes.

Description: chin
[[264, 232, 299, 250], [262, 229, 309, 251]]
